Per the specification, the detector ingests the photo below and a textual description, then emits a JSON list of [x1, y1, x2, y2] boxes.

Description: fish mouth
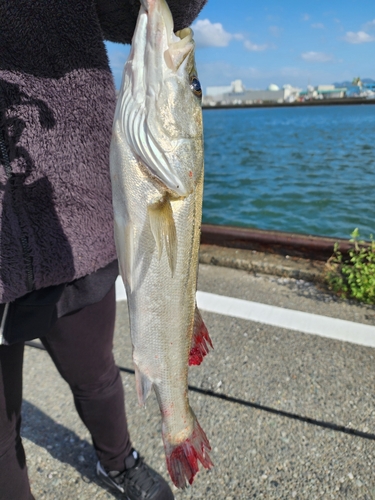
[[140, 0, 194, 71]]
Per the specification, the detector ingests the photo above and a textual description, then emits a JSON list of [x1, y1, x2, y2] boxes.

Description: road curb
[[199, 244, 326, 283]]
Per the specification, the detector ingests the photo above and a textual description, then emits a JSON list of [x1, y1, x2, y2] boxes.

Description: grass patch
[[326, 228, 375, 304]]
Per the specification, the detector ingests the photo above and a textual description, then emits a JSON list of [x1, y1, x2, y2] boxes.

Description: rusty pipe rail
[[200, 224, 360, 261]]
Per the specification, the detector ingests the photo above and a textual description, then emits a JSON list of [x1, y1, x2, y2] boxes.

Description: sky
[[105, 0, 375, 93]]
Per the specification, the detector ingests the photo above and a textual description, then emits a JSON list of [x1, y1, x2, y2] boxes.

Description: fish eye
[[190, 76, 202, 98]]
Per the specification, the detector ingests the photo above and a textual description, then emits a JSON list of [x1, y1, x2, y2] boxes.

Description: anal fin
[[134, 365, 153, 406], [189, 307, 213, 366]]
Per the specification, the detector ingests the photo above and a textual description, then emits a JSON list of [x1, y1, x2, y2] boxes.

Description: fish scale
[[110, 0, 213, 488]]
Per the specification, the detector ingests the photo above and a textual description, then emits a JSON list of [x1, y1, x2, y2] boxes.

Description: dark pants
[[0, 285, 132, 500]]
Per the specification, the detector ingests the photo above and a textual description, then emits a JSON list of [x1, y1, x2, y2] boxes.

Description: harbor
[[203, 80, 375, 108], [203, 97, 375, 110]]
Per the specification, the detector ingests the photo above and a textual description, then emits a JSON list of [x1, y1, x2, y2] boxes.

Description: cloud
[[192, 19, 236, 48], [302, 14, 310, 21], [233, 33, 245, 41], [363, 19, 375, 31], [311, 23, 324, 29], [343, 31, 375, 43], [244, 40, 268, 52], [301, 51, 333, 62], [269, 25, 282, 37], [192, 18, 269, 52]]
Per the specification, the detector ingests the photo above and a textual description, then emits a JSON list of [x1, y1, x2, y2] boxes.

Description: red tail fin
[[164, 418, 213, 489], [189, 308, 213, 366]]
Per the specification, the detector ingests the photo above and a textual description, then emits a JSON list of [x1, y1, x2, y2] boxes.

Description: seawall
[[202, 97, 375, 111]]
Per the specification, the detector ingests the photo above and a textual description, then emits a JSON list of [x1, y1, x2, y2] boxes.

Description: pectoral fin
[[148, 197, 177, 275]]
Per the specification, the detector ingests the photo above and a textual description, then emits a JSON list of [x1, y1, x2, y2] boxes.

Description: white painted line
[[115, 276, 127, 302], [115, 277, 375, 348], [196, 290, 375, 348]]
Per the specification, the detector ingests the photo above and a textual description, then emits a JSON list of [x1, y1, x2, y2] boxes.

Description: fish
[[109, 0, 213, 489]]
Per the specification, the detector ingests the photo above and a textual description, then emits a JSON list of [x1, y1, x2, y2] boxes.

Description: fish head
[[120, 0, 203, 198]]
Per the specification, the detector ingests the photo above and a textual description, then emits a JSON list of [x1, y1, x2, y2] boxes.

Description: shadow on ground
[[21, 400, 100, 485]]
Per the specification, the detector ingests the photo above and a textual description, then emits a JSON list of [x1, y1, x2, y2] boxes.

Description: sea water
[[202, 104, 375, 239]]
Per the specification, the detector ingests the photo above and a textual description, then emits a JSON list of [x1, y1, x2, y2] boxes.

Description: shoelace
[[117, 457, 157, 494]]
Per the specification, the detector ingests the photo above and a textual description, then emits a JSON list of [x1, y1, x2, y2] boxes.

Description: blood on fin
[[189, 307, 213, 366], [163, 417, 213, 489]]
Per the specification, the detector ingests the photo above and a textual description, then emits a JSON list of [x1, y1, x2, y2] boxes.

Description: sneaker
[[96, 449, 174, 500]]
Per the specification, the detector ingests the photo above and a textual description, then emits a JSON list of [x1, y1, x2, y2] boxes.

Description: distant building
[[300, 84, 347, 100], [268, 84, 280, 91], [205, 84, 233, 98], [283, 84, 303, 102], [238, 88, 285, 103], [317, 85, 335, 91], [232, 80, 246, 93], [347, 82, 375, 98], [204, 80, 301, 105], [205, 80, 246, 102]]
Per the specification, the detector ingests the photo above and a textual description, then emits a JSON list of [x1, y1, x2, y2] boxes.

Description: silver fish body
[[110, 0, 213, 488]]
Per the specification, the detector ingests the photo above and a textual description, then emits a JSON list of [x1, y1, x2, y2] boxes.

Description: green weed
[[326, 228, 375, 304]]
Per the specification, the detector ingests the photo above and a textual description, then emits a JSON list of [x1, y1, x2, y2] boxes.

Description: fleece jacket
[[0, 0, 207, 304]]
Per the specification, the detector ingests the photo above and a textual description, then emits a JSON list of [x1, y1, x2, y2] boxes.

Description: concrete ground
[[22, 264, 375, 499]]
